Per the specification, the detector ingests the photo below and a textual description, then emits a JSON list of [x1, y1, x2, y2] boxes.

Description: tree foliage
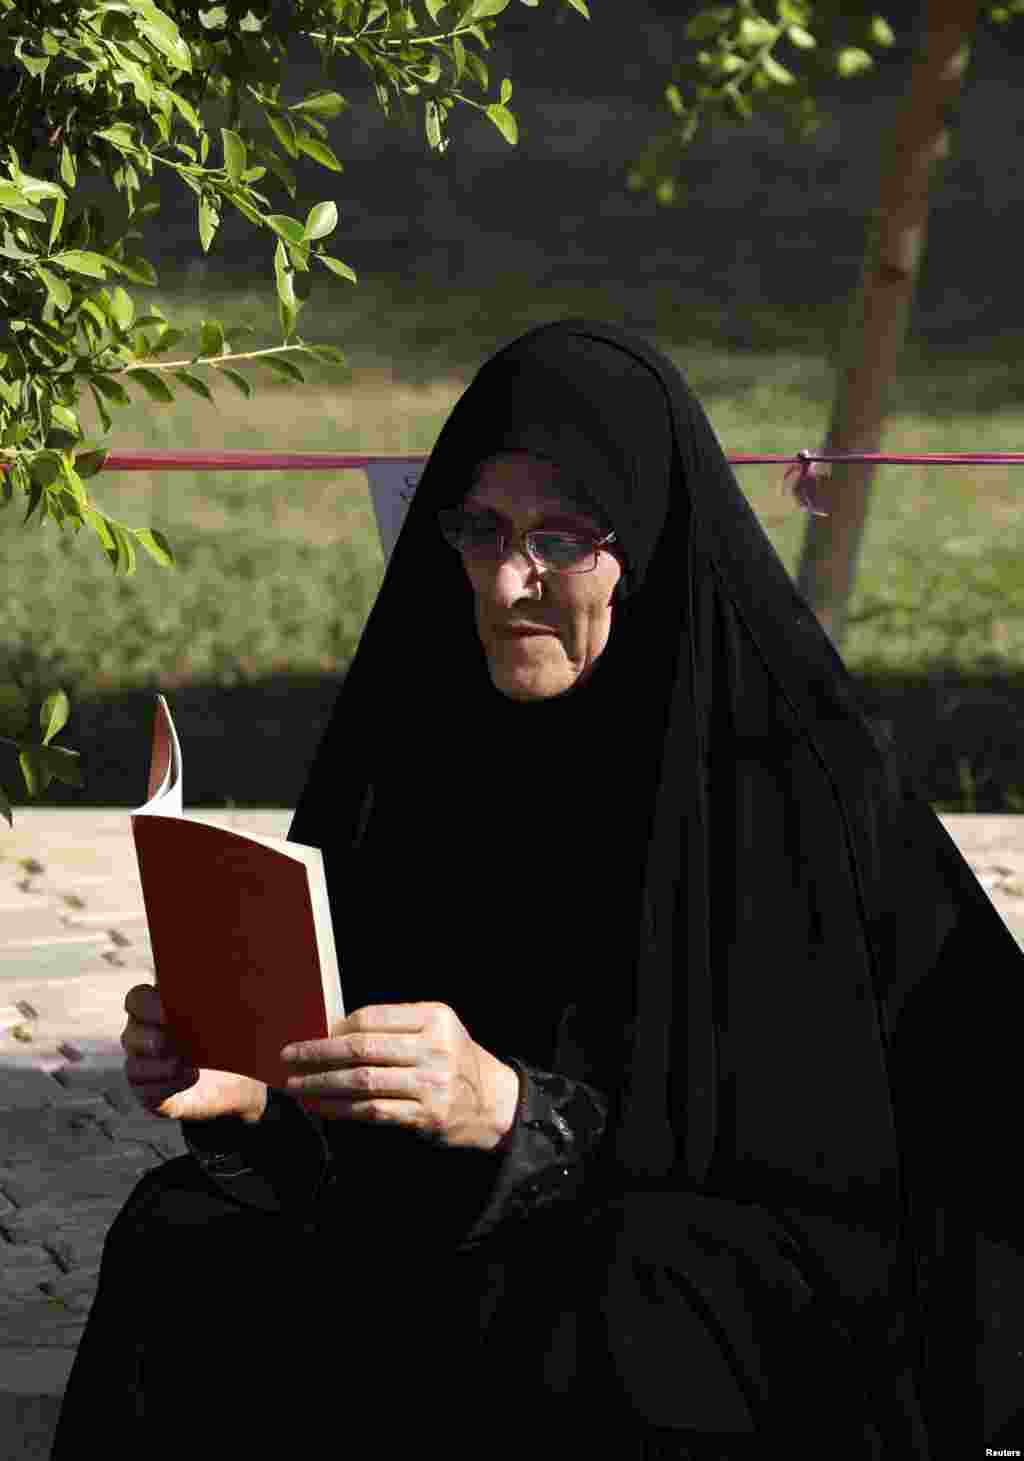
[[0, 0, 589, 826], [625, 0, 1020, 208]]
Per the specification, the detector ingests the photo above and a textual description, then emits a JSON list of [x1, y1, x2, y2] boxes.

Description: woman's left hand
[[280, 1002, 520, 1151]]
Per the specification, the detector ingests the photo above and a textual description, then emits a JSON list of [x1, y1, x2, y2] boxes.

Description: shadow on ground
[[4, 671, 1023, 816]]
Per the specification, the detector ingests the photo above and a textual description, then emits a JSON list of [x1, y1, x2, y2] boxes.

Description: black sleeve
[[180, 1086, 331, 1215], [180, 1001, 613, 1238], [454, 1053, 609, 1253]]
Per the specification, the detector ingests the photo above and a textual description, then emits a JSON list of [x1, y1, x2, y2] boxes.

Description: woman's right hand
[[121, 983, 267, 1124]]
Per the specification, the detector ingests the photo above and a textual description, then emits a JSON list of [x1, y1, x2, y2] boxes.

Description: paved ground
[[1, 807, 1023, 1458], [0, 808, 291, 1458]]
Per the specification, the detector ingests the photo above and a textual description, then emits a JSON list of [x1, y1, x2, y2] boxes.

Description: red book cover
[[130, 694, 342, 1092]]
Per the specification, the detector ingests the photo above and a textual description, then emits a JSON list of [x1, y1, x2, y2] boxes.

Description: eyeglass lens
[[441, 510, 596, 571]]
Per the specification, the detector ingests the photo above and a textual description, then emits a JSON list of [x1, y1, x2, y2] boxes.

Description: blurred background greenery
[[2, 1, 1023, 813]]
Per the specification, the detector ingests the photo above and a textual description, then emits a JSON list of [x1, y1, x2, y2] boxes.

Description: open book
[[130, 694, 342, 1092]]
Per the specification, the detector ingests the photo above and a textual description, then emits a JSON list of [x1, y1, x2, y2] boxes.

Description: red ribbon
[[4, 447, 1024, 520]]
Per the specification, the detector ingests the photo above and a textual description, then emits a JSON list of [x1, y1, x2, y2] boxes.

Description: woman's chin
[[488, 662, 582, 702], [488, 661, 564, 702]]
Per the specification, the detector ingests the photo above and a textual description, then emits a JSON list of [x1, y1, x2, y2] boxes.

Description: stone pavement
[[0, 808, 291, 1459], [1, 808, 1023, 1459]]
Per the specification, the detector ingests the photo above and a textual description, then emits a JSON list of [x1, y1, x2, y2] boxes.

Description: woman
[[52, 319, 1021, 1457]]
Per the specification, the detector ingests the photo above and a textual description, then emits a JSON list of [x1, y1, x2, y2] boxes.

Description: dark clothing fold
[[52, 1057, 894, 1459]]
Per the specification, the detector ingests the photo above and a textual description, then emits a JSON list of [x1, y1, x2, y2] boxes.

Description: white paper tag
[[365, 461, 426, 565]]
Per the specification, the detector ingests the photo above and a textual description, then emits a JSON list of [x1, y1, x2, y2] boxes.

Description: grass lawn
[[2, 271, 1023, 811]]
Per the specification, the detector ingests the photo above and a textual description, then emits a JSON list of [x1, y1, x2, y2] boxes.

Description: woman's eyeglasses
[[437, 507, 617, 574]]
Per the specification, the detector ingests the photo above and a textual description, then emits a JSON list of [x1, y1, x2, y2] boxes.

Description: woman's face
[[459, 454, 624, 702]]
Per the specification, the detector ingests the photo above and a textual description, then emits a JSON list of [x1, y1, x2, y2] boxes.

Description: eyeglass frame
[[437, 506, 619, 575]]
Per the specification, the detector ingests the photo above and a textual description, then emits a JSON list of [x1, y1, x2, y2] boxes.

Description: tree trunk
[[793, 0, 980, 652]]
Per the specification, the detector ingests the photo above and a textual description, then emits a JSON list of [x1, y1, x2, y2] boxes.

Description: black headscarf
[[287, 319, 1022, 1454]]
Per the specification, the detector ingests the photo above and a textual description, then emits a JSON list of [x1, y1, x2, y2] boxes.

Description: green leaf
[[425, 100, 441, 150], [17, 173, 66, 203], [468, 0, 512, 15], [278, 294, 298, 342], [870, 14, 895, 45], [265, 111, 298, 158], [52, 250, 109, 278], [0, 186, 46, 223], [294, 134, 344, 172], [136, 10, 192, 72], [74, 447, 109, 479], [199, 4, 229, 27], [500, 77, 512, 104], [837, 47, 873, 75], [116, 255, 157, 286], [57, 457, 87, 510], [128, 368, 175, 404], [274, 238, 294, 298], [95, 123, 142, 156], [147, 326, 186, 357], [286, 239, 310, 271], [290, 91, 348, 119], [316, 254, 357, 284], [88, 384, 113, 434], [256, 354, 304, 384], [1, 229, 35, 261], [40, 689, 70, 745], [109, 286, 135, 331], [18, 748, 45, 798], [60, 143, 77, 189], [565, 0, 590, 15], [761, 53, 795, 83], [304, 201, 337, 240], [222, 128, 246, 183], [133, 526, 175, 568], [79, 299, 108, 335], [169, 92, 201, 133], [216, 366, 253, 399], [37, 743, 83, 790], [82, 504, 116, 552], [786, 24, 816, 47], [249, 143, 297, 198], [738, 16, 779, 46], [91, 374, 131, 407], [0, 375, 23, 409], [36, 267, 72, 313], [199, 319, 225, 357], [22, 478, 45, 526], [265, 213, 306, 246], [229, 193, 263, 228], [199, 196, 219, 253], [111, 519, 138, 576], [172, 369, 214, 403], [48, 194, 65, 250], [51, 404, 79, 433], [301, 343, 347, 366], [485, 104, 518, 145]]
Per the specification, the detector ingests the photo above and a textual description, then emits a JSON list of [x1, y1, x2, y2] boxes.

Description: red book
[[130, 694, 342, 1092]]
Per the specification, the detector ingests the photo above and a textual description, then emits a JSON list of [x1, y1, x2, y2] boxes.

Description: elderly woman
[[52, 320, 1020, 1457]]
